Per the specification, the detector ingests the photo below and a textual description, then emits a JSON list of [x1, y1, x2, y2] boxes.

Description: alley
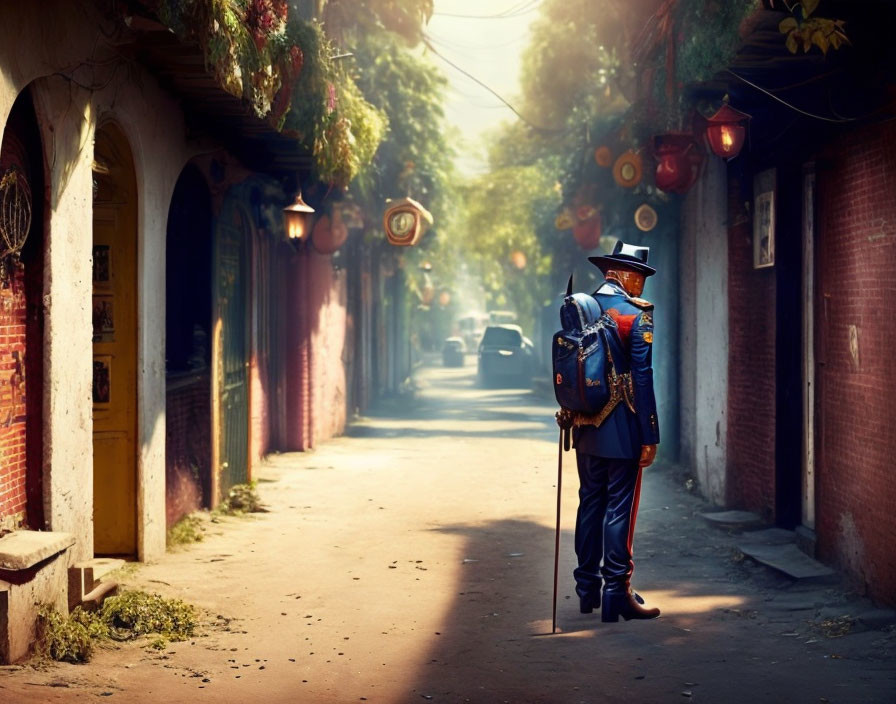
[[2, 359, 894, 704]]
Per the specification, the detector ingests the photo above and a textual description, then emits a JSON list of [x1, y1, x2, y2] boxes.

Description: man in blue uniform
[[570, 240, 660, 622]]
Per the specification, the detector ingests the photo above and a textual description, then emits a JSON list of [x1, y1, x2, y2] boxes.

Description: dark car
[[477, 324, 535, 386], [442, 336, 466, 367]]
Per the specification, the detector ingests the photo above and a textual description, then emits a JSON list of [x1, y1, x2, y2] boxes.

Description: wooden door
[[92, 123, 137, 556]]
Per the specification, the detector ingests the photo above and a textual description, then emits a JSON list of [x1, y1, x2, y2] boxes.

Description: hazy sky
[[427, 1, 541, 175]]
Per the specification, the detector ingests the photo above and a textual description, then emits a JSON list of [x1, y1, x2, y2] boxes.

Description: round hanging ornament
[[594, 145, 613, 167], [634, 203, 658, 232], [612, 150, 643, 188]]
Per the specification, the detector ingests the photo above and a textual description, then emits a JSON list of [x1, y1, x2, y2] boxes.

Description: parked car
[[442, 336, 467, 367], [477, 324, 535, 386]]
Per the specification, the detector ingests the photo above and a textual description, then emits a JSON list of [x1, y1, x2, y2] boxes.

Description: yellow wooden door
[[92, 124, 137, 556]]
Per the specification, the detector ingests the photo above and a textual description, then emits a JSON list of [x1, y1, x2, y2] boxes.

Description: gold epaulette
[[629, 297, 654, 310]]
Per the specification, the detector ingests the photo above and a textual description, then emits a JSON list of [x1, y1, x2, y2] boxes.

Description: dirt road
[[2, 359, 894, 703]]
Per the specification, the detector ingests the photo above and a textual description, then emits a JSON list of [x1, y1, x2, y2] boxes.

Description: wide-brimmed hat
[[588, 240, 656, 276]]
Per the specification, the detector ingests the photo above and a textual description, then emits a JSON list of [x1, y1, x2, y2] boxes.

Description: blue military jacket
[[573, 279, 660, 458]]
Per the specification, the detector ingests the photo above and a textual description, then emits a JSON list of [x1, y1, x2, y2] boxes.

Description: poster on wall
[[92, 295, 115, 342], [753, 168, 776, 269], [93, 245, 111, 285], [93, 356, 111, 405]]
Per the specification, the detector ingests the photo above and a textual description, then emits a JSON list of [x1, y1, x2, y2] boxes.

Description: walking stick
[[552, 424, 569, 635]]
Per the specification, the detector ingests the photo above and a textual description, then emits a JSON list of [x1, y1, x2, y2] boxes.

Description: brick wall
[[308, 252, 347, 445], [726, 170, 777, 521], [815, 121, 896, 605], [0, 268, 27, 525], [0, 93, 42, 530], [165, 374, 211, 528], [281, 250, 348, 450]]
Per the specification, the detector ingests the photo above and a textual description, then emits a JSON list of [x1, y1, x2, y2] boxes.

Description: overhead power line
[[432, 0, 542, 20], [423, 37, 567, 133]]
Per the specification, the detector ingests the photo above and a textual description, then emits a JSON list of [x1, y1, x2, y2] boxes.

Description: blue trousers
[[573, 453, 644, 598]]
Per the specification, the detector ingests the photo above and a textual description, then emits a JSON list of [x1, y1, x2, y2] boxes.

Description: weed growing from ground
[[217, 482, 266, 514], [166, 512, 207, 547], [36, 591, 199, 662]]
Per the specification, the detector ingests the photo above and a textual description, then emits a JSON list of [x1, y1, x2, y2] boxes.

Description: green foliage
[[778, 1, 849, 55], [281, 20, 387, 187], [219, 482, 265, 514], [675, 1, 762, 86], [348, 30, 454, 222], [457, 165, 562, 333], [36, 605, 108, 663], [166, 513, 206, 547], [101, 591, 199, 642], [519, 0, 630, 134], [154, 1, 389, 188], [36, 591, 199, 662], [320, 0, 434, 46]]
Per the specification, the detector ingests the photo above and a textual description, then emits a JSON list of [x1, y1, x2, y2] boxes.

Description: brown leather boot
[[601, 588, 660, 622]]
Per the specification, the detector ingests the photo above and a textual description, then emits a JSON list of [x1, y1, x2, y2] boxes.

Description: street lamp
[[283, 191, 315, 247]]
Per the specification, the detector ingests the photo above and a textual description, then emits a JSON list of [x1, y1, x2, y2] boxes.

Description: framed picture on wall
[[93, 356, 112, 405], [753, 168, 776, 269], [93, 245, 111, 285]]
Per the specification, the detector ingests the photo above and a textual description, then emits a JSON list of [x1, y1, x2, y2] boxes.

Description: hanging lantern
[[311, 208, 349, 255], [705, 102, 750, 159], [653, 134, 703, 194], [0, 167, 32, 287], [509, 250, 527, 270], [593, 145, 613, 168], [383, 197, 433, 246], [612, 150, 643, 188], [283, 190, 315, 245]]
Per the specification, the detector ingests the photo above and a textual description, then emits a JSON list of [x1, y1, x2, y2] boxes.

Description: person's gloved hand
[[639, 444, 657, 468]]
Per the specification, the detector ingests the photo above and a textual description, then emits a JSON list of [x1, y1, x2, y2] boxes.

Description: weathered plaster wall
[[681, 157, 729, 505], [0, 0, 203, 562]]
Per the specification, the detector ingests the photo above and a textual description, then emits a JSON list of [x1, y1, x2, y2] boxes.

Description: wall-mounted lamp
[[283, 191, 315, 248], [705, 101, 750, 160]]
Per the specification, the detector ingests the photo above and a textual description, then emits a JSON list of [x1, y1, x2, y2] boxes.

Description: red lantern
[[311, 209, 349, 254], [573, 210, 602, 251], [653, 134, 703, 194], [705, 103, 750, 159]]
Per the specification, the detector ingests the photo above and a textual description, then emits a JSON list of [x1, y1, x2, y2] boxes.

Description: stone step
[[68, 558, 125, 611], [74, 557, 125, 583], [700, 510, 765, 531], [737, 541, 838, 583]]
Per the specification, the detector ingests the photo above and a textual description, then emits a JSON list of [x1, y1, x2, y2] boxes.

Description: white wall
[[1, 0, 203, 562], [680, 156, 729, 505]]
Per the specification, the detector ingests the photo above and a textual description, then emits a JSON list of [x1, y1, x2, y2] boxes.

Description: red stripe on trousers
[[626, 467, 644, 577]]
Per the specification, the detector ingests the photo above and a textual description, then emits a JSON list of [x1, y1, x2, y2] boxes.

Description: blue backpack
[[552, 276, 628, 415]]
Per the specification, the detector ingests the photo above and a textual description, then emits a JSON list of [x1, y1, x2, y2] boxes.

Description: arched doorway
[[92, 122, 138, 556], [165, 164, 213, 525], [0, 88, 45, 530], [213, 199, 250, 501]]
